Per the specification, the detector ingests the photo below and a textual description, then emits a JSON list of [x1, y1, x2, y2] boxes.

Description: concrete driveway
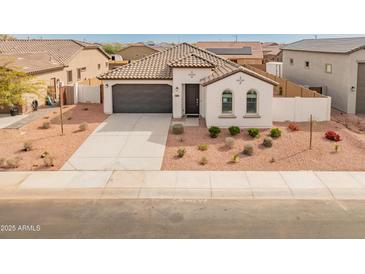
[[62, 113, 171, 171]]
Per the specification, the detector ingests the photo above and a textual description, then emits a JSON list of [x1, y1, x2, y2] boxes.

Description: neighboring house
[[282, 37, 365, 114], [262, 42, 283, 63], [0, 39, 110, 101], [99, 43, 278, 128], [115, 43, 163, 62], [194, 41, 264, 66]]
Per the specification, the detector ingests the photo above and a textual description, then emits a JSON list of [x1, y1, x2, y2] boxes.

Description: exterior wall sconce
[[175, 86, 180, 97], [105, 83, 109, 88], [351, 86, 356, 92]]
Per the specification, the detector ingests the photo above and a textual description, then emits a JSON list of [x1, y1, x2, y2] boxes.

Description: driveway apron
[[62, 113, 171, 171]]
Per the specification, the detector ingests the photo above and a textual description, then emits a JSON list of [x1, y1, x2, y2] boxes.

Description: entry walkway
[[1, 171, 365, 200]]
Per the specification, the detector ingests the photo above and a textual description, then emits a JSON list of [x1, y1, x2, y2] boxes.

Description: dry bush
[[79, 122, 88, 131]]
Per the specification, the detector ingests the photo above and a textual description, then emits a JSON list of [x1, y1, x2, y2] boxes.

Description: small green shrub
[[208, 126, 221, 138], [198, 144, 208, 151], [6, 157, 21, 168], [248, 128, 260, 138], [243, 144, 254, 156], [43, 154, 55, 167], [232, 154, 240, 163], [23, 141, 33, 151], [228, 126, 240, 136], [225, 137, 235, 149], [270, 128, 282, 138], [334, 144, 340, 153], [79, 122, 88, 131], [199, 157, 208, 165], [262, 137, 273, 148], [177, 148, 186, 158], [172, 123, 184, 135], [40, 151, 50, 158], [42, 121, 50, 129]]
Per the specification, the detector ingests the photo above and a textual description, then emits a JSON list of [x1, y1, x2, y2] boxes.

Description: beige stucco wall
[[36, 48, 109, 86], [205, 71, 273, 128], [282, 49, 365, 113]]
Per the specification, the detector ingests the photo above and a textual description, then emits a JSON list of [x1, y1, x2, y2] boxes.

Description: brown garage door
[[112, 84, 172, 113], [356, 63, 365, 114]]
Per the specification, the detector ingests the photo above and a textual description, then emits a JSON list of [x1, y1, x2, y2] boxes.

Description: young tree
[[0, 59, 43, 107], [0, 34, 16, 41], [102, 43, 124, 54]]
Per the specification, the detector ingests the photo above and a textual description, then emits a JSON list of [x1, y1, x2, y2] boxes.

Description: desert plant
[[228, 126, 240, 136], [199, 157, 208, 165], [262, 137, 273, 148], [232, 154, 240, 163], [43, 154, 55, 167], [42, 121, 50, 129], [288, 123, 299, 131], [23, 141, 33, 151], [6, 157, 21, 168], [0, 158, 6, 168], [243, 144, 254, 156], [172, 123, 184, 135], [40, 151, 50, 158], [270, 128, 282, 138], [225, 137, 235, 149], [325, 130, 341, 142], [248, 128, 260, 138], [177, 148, 186, 158], [208, 126, 221, 138], [79, 122, 88, 131], [198, 144, 208, 151], [334, 144, 340, 153]]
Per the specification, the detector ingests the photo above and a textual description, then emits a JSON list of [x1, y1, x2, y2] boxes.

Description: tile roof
[[168, 53, 216, 68], [200, 64, 278, 86], [99, 43, 277, 86], [282, 37, 365, 54], [0, 39, 109, 73], [99, 43, 229, 80], [194, 41, 264, 59]]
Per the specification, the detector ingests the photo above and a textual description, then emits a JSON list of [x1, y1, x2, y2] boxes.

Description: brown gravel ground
[[162, 120, 365, 171], [0, 104, 109, 171]]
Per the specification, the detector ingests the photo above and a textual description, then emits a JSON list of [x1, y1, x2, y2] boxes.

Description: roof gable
[[168, 53, 216, 68]]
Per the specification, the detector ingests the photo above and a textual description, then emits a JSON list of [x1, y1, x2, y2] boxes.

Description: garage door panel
[[112, 84, 172, 113]]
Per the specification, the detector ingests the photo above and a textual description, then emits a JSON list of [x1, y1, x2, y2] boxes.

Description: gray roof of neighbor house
[[98, 43, 277, 86], [282, 37, 365, 54], [0, 39, 110, 74]]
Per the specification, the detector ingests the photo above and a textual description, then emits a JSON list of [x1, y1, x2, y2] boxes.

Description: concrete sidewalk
[[1, 170, 365, 200]]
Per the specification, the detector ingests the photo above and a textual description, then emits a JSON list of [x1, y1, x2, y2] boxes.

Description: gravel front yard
[[162, 120, 365, 171], [0, 104, 109, 171]]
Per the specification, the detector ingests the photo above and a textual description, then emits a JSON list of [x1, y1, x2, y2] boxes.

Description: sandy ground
[[0, 104, 109, 171], [162, 119, 365, 171]]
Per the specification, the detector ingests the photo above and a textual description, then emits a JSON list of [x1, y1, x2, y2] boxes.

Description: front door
[[185, 84, 200, 115]]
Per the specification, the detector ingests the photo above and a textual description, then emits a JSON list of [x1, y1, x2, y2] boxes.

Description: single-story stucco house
[[98, 43, 332, 127], [98, 43, 278, 128]]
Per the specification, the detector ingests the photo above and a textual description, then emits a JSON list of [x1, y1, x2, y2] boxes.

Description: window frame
[[246, 89, 258, 115], [325, 63, 332, 74], [221, 90, 233, 114], [66, 70, 73, 84]]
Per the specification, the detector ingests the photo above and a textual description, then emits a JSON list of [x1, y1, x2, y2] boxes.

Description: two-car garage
[[112, 84, 172, 113]]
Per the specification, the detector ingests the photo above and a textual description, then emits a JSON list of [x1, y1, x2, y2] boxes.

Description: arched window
[[222, 90, 233, 113], [246, 90, 257, 114]]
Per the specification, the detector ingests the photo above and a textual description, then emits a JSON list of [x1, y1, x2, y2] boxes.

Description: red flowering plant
[[325, 130, 341, 142], [288, 123, 299, 131]]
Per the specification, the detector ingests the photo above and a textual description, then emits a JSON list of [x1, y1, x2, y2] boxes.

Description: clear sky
[[13, 34, 365, 44]]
